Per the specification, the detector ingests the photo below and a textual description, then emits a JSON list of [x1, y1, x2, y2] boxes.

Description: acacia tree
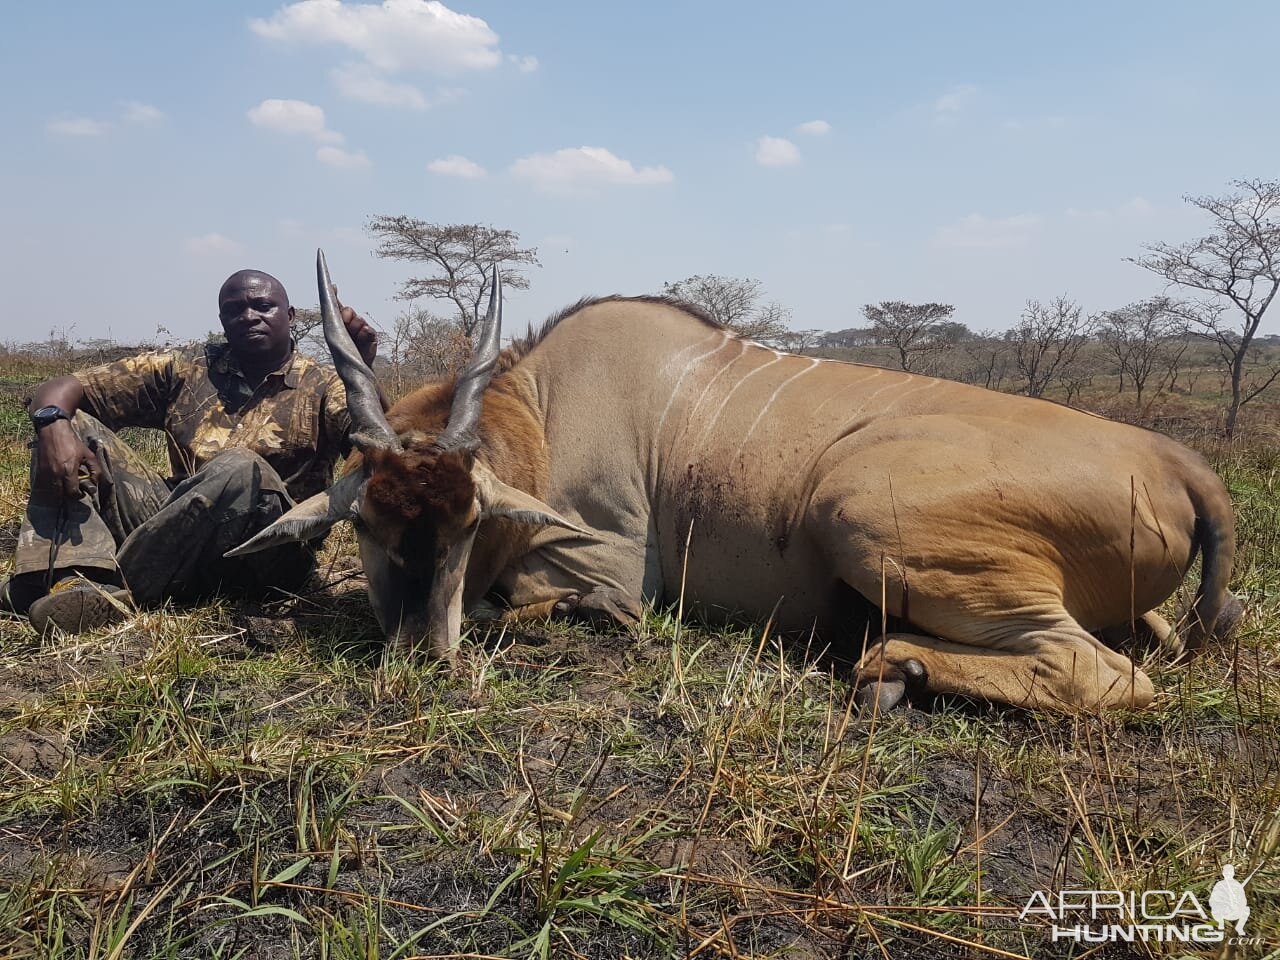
[[862, 301, 959, 373], [661, 275, 794, 346], [1098, 297, 1189, 414], [1132, 178, 1280, 438], [1006, 296, 1097, 398], [367, 216, 541, 336]]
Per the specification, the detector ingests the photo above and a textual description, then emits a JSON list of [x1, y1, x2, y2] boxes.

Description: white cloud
[[317, 145, 371, 169], [184, 233, 244, 256], [247, 98, 344, 143], [934, 83, 978, 116], [331, 62, 428, 109], [247, 101, 368, 167], [508, 53, 538, 73], [933, 213, 1039, 250], [755, 136, 800, 167], [250, 0, 502, 74], [122, 101, 164, 125], [510, 146, 673, 193], [47, 102, 166, 138], [428, 154, 485, 178], [795, 119, 830, 136], [46, 117, 111, 137]]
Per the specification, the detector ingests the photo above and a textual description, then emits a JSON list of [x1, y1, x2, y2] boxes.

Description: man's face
[[218, 272, 294, 361]]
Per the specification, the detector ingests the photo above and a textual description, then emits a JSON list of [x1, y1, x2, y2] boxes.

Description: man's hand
[[341, 306, 377, 367], [34, 420, 101, 501]]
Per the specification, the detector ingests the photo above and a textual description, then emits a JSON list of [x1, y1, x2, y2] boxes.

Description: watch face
[[32, 405, 68, 427]]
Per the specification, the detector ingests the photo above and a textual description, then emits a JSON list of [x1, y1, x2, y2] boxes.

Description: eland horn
[[435, 265, 503, 452], [318, 249, 401, 453]]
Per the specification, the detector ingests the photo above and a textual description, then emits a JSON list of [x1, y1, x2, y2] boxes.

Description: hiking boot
[[27, 576, 133, 634], [0, 574, 46, 617]]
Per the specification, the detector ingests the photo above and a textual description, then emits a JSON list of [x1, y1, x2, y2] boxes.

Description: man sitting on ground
[[1, 268, 376, 633]]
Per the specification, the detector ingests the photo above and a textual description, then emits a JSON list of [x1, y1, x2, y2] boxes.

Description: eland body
[[232, 253, 1238, 713]]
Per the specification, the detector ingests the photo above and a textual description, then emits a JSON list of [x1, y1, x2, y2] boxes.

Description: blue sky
[[3, 0, 1277, 344]]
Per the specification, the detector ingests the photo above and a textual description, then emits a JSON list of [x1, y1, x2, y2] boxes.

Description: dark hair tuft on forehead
[[363, 446, 476, 527]]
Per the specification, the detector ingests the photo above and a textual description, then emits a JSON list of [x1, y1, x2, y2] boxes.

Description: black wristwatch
[[31, 405, 71, 432]]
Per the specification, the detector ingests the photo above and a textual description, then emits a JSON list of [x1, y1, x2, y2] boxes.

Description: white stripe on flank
[[659, 330, 728, 378], [655, 333, 733, 439], [731, 358, 820, 460], [840, 377, 911, 424], [876, 376, 942, 415], [811, 367, 883, 418], [690, 353, 785, 448], [686, 340, 747, 420]]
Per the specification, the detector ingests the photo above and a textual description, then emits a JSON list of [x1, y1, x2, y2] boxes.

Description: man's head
[[218, 270, 294, 363], [1223, 864, 1236, 879]]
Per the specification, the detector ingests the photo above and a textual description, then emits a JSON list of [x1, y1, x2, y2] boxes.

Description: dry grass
[[0, 353, 1278, 959]]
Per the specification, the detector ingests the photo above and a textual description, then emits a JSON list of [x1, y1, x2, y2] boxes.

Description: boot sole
[[29, 587, 131, 635]]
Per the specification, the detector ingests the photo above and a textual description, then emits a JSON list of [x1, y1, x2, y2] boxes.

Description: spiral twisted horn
[[436, 266, 503, 452], [318, 249, 401, 453]]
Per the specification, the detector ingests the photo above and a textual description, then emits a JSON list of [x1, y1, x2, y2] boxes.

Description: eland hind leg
[[852, 612, 1155, 713]]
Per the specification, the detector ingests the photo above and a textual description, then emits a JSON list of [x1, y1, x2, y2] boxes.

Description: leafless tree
[[367, 217, 541, 336], [737, 300, 794, 345], [1007, 296, 1098, 398], [661, 275, 794, 346], [861, 301, 959, 373], [1131, 178, 1280, 438], [777, 328, 823, 354], [1098, 297, 1190, 415], [1060, 349, 1102, 407], [383, 304, 472, 398], [288, 307, 329, 358], [955, 332, 1015, 390]]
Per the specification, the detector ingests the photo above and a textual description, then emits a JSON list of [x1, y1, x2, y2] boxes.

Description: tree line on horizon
[[351, 178, 1278, 440], [8, 179, 1276, 440]]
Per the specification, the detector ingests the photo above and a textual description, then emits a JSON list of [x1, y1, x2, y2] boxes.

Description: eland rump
[[230, 251, 1238, 713]]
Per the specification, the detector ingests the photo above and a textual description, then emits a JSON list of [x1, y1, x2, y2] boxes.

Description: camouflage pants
[[12, 413, 315, 607]]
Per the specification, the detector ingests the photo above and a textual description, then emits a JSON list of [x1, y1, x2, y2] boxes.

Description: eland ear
[[474, 463, 592, 536], [224, 471, 364, 557]]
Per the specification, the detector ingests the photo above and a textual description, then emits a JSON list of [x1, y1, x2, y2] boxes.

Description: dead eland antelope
[[229, 251, 1238, 713]]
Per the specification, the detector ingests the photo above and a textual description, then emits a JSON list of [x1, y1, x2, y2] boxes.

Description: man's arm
[[341, 305, 377, 368], [340, 304, 388, 410], [27, 375, 99, 500]]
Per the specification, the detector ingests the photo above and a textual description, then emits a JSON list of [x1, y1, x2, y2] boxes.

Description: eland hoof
[[855, 678, 907, 711], [853, 658, 926, 712], [553, 596, 580, 616]]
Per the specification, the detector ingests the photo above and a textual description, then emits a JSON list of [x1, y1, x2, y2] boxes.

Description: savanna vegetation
[[1, 180, 1279, 958]]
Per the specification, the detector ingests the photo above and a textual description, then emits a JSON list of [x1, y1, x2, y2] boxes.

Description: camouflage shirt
[[74, 342, 352, 501]]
